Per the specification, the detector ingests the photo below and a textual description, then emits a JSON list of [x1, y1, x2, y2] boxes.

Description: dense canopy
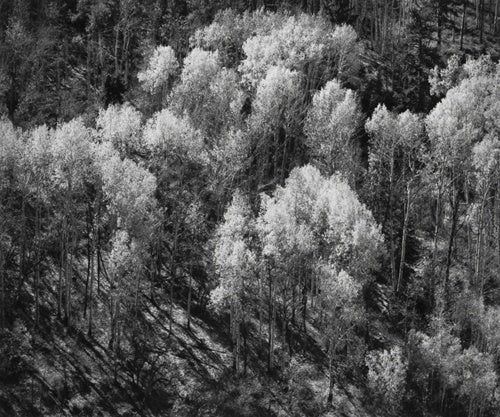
[[1, 2, 500, 416]]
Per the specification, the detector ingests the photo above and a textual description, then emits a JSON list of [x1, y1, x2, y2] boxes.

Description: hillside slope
[[0, 278, 385, 417]]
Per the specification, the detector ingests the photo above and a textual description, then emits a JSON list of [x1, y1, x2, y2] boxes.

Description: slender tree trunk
[[114, 24, 120, 77], [112, 294, 121, 383], [56, 46, 61, 120], [65, 183, 72, 327], [88, 223, 94, 337], [58, 225, 64, 319], [388, 149, 397, 291], [480, 0, 486, 42], [465, 174, 473, 267], [440, 384, 446, 412], [259, 270, 263, 339], [461, 0, 467, 50], [302, 267, 308, 332], [489, 0, 494, 30], [170, 220, 179, 336], [445, 184, 460, 293], [477, 0, 481, 27], [327, 337, 335, 404], [96, 198, 101, 294], [86, 33, 91, 100], [495, 0, 499, 32], [267, 263, 273, 373], [230, 303, 235, 369], [18, 196, 27, 299], [273, 129, 279, 180], [125, 33, 130, 85], [281, 132, 289, 183], [187, 262, 192, 330], [169, 272, 174, 336], [67, 215, 77, 328], [150, 241, 158, 298], [1, 241, 5, 330], [382, 0, 389, 54], [397, 183, 411, 293], [35, 205, 40, 329], [475, 188, 488, 295], [134, 264, 141, 319], [235, 308, 241, 374], [282, 285, 289, 360], [109, 274, 118, 351], [243, 318, 248, 375], [438, 0, 443, 48], [497, 178, 500, 274], [433, 179, 443, 259], [121, 29, 128, 85], [84, 205, 91, 318]]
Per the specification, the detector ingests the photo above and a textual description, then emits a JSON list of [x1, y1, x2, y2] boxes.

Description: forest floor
[[0, 275, 385, 417]]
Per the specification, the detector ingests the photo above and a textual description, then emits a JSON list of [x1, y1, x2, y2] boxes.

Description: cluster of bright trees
[[2, 7, 500, 417], [2, 0, 499, 128]]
